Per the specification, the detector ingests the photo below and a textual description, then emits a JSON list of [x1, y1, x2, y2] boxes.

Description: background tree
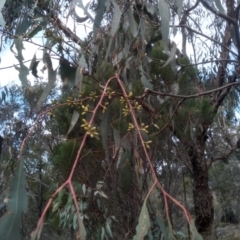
[[1, 0, 240, 240]]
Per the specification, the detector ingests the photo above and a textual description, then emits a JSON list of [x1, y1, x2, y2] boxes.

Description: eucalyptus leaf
[[127, 7, 138, 37], [161, 43, 177, 68], [0, 0, 6, 27], [213, 0, 225, 14], [189, 219, 203, 240], [133, 199, 151, 240], [0, 159, 28, 240], [175, 0, 183, 19], [101, 106, 111, 161], [66, 110, 80, 136], [110, 0, 122, 36], [139, 66, 153, 90], [158, 0, 170, 48]]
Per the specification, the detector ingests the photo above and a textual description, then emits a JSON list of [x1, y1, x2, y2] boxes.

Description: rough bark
[[188, 136, 215, 240]]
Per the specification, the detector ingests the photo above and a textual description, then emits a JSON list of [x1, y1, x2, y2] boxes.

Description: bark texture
[[189, 136, 214, 240]]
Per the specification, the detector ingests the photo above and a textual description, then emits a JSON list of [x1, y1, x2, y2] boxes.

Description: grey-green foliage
[[1, 0, 238, 239], [0, 159, 28, 240]]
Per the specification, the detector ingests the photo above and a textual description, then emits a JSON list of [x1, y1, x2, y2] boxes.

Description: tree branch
[[207, 146, 238, 168], [200, 0, 236, 25], [144, 81, 240, 100]]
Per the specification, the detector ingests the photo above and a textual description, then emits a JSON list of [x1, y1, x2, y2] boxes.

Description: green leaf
[[77, 214, 87, 240], [161, 43, 177, 68], [176, 231, 187, 237], [110, 0, 121, 36], [105, 38, 113, 60], [189, 219, 203, 240], [94, 0, 106, 30], [35, 54, 57, 112], [4, 86, 8, 96], [120, 150, 133, 193], [127, 7, 138, 37], [101, 106, 110, 161], [74, 55, 86, 96], [101, 227, 105, 240], [1, 91, 6, 102], [213, 0, 225, 14], [139, 66, 153, 90], [113, 128, 121, 151], [13, 37, 32, 89], [73, 213, 78, 230], [0, 159, 28, 240], [105, 219, 113, 237], [158, 0, 170, 48], [27, 25, 43, 39], [147, 178, 170, 239], [16, 15, 31, 35], [133, 199, 151, 240], [0, 0, 6, 27], [29, 53, 40, 78], [175, 0, 183, 19], [66, 110, 80, 136]]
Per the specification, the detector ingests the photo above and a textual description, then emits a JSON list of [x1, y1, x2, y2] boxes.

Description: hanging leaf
[[29, 53, 40, 78], [35, 53, 57, 112], [113, 127, 121, 155], [1, 91, 6, 103], [13, 37, 32, 89], [189, 219, 203, 240], [93, 0, 106, 32], [161, 43, 177, 68], [139, 18, 146, 43], [105, 38, 113, 60], [73, 66, 83, 96], [158, 0, 170, 48], [213, 0, 225, 14], [133, 199, 151, 240], [16, 14, 31, 35], [0, 0, 6, 27], [100, 106, 110, 161], [110, 0, 122, 36], [76, 213, 87, 240], [4, 86, 8, 96], [120, 150, 133, 193], [74, 55, 87, 97], [147, 178, 172, 239], [113, 50, 124, 66], [27, 25, 43, 39], [175, 0, 183, 19], [31, 61, 40, 78], [145, 3, 156, 16], [66, 110, 80, 136], [0, 159, 28, 240], [139, 66, 153, 90], [127, 7, 138, 37]]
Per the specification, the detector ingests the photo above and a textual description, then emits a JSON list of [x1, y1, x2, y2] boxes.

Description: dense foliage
[[1, 0, 240, 240]]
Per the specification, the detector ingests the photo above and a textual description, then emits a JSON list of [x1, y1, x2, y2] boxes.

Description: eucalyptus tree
[[0, 0, 240, 240]]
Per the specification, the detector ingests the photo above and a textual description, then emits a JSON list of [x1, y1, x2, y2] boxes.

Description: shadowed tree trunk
[[189, 135, 214, 239]]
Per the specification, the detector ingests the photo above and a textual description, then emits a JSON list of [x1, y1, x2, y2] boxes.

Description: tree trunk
[[189, 136, 215, 240]]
